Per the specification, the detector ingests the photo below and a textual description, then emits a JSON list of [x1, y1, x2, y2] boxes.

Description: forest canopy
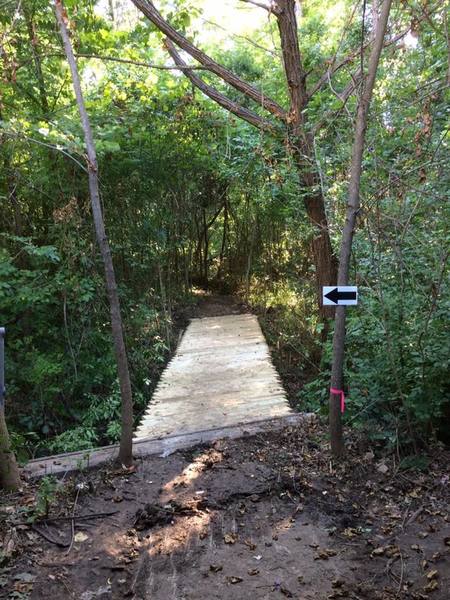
[[0, 0, 448, 462]]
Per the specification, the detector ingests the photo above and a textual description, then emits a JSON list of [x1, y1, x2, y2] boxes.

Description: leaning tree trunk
[[55, 0, 134, 467], [329, 0, 392, 456]]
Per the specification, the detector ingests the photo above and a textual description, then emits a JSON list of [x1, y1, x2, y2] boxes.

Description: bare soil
[[174, 291, 249, 322], [1, 420, 449, 600]]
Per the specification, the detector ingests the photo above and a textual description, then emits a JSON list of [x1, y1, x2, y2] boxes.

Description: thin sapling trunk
[[54, 0, 134, 466], [329, 0, 392, 456]]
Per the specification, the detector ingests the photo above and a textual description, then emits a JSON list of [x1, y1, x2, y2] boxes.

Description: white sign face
[[323, 286, 358, 306]]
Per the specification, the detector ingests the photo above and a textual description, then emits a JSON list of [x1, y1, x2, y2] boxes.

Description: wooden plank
[[135, 408, 293, 439], [140, 400, 289, 429], [148, 379, 284, 402], [144, 394, 286, 413], [23, 414, 311, 478]]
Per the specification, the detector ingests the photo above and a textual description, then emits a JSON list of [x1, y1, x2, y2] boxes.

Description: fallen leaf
[[74, 532, 89, 543], [14, 582, 34, 593], [314, 548, 337, 560], [427, 570, 438, 580], [377, 463, 389, 474], [227, 576, 243, 584], [342, 528, 359, 538], [424, 580, 439, 593], [328, 591, 349, 599], [385, 545, 400, 558], [431, 552, 441, 561], [224, 532, 237, 544], [244, 539, 256, 550], [209, 564, 223, 573], [248, 568, 259, 576]]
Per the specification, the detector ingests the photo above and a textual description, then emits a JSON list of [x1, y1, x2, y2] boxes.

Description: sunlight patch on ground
[[146, 511, 212, 556], [161, 449, 223, 496]]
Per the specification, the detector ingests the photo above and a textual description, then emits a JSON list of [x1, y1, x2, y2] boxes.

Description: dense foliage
[[0, 0, 448, 458]]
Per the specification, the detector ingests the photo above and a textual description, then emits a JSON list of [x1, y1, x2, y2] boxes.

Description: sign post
[[323, 286, 358, 306], [322, 288, 357, 418]]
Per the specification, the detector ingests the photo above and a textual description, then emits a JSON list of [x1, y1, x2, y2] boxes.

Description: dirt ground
[[174, 291, 249, 322], [1, 419, 449, 600]]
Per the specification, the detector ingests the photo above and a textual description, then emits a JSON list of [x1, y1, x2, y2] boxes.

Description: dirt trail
[[1, 419, 449, 600]]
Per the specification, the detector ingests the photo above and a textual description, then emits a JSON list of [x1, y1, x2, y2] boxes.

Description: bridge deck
[[135, 313, 291, 440]]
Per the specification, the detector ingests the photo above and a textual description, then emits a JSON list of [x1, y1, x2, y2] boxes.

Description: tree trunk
[[0, 327, 20, 490], [54, 0, 134, 467], [203, 208, 208, 287], [329, 0, 392, 456], [218, 201, 228, 279], [0, 406, 20, 490], [297, 166, 338, 315], [276, 0, 337, 313]]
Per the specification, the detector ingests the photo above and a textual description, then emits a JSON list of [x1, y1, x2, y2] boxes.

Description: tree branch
[[308, 28, 413, 99], [238, 0, 280, 14], [47, 52, 208, 70], [164, 39, 274, 132], [131, 0, 287, 121], [312, 68, 363, 134], [274, 0, 308, 124], [200, 16, 280, 57]]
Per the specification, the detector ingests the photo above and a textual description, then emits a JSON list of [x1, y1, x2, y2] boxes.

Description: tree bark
[[0, 326, 20, 490], [329, 0, 392, 457], [54, 0, 134, 467], [218, 201, 228, 279], [0, 406, 20, 491], [275, 0, 338, 312]]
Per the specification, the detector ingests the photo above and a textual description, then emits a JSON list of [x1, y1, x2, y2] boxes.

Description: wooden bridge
[[135, 313, 291, 440], [25, 313, 295, 477]]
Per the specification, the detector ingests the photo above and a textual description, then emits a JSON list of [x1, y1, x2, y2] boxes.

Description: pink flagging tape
[[330, 387, 346, 413]]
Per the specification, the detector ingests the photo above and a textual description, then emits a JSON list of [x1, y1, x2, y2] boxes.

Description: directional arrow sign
[[323, 286, 358, 306]]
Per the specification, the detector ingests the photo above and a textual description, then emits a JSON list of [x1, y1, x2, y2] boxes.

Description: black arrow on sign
[[324, 288, 357, 304]]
